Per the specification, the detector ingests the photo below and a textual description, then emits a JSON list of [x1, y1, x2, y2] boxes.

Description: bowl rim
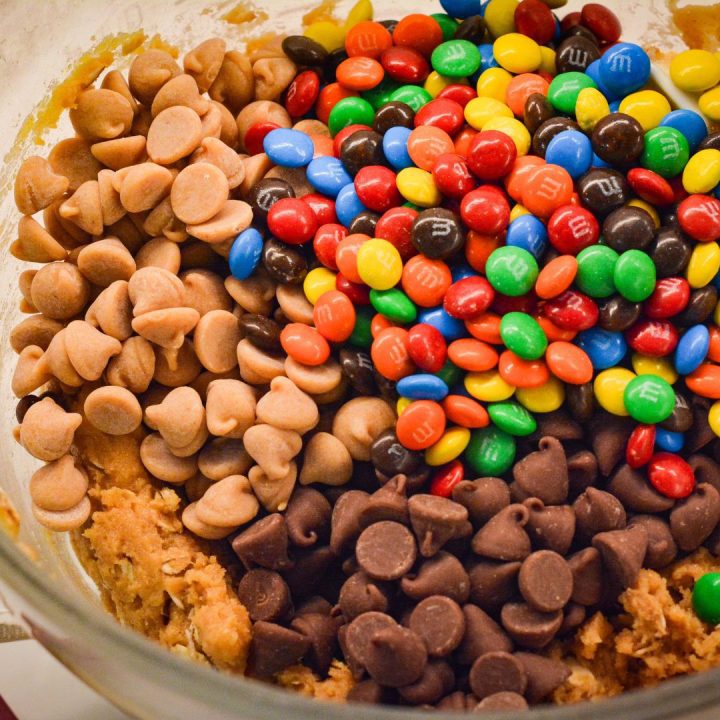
[[2, 530, 720, 719]]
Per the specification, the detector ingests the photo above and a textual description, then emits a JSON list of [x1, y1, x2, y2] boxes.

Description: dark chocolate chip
[[343, 611, 396, 677], [356, 521, 417, 581], [408, 595, 465, 657], [468, 651, 527, 700], [688, 454, 720, 493], [589, 414, 633, 476], [282, 546, 334, 599], [468, 560, 521, 611], [338, 571, 390, 620], [566, 382, 595, 422], [398, 660, 455, 705], [237, 569, 292, 622], [330, 490, 371, 555], [573, 487, 627, 540], [347, 679, 390, 704], [290, 612, 339, 675], [533, 410, 583, 441], [359, 474, 409, 528], [518, 550, 573, 613], [559, 603, 587, 636], [567, 450, 599, 498], [628, 515, 678, 569]]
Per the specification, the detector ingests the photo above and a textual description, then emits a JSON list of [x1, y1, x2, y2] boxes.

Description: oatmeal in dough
[[553, 549, 720, 704], [72, 415, 252, 672]]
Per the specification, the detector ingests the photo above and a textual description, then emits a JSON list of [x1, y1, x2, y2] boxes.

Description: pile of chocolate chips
[[229, 399, 720, 711]]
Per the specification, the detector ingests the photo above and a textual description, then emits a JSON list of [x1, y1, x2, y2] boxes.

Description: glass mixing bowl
[[0, 0, 718, 717]]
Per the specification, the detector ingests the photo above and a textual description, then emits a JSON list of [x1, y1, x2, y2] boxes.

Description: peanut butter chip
[[153, 341, 202, 387], [132, 306, 199, 349], [32, 496, 92, 533], [199, 103, 223, 141], [190, 137, 245, 188], [196, 474, 259, 527], [135, 238, 181, 273], [243, 424, 301, 481], [38, 331, 84, 387], [91, 135, 147, 170], [284, 356, 342, 395], [77, 238, 136, 286], [249, 463, 298, 513], [102, 69, 138, 112], [12, 345, 50, 397], [48, 137, 103, 193], [209, 51, 255, 114], [226, 271, 276, 314], [10, 315, 63, 354], [147, 106, 203, 165], [182, 269, 232, 316], [64, 320, 122, 381], [30, 262, 90, 320], [128, 266, 185, 316], [236, 338, 286, 384], [59, 180, 103, 235], [84, 386, 142, 435], [184, 38, 227, 93], [199, 437, 253, 480], [14, 156, 69, 215], [185, 199, 251, 243], [20, 397, 82, 462], [106, 336, 155, 393], [193, 309, 242, 373], [86, 280, 133, 340], [182, 501, 233, 539], [140, 433, 198, 484], [69, 88, 134, 140], [299, 432, 353, 487], [97, 169, 126, 226], [276, 283, 314, 324], [253, 57, 297, 101], [11, 216, 67, 263], [128, 49, 181, 107], [255, 376, 318, 434], [238, 153, 274, 197], [332, 397, 396, 461], [145, 385, 205, 451], [170, 162, 229, 225], [29, 455, 88, 512], [205, 379, 256, 438], [119, 162, 174, 213], [151, 73, 209, 117]]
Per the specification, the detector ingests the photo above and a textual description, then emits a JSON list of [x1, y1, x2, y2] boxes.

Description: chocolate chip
[[592, 524, 648, 590], [559, 603, 587, 636], [408, 494, 472, 557], [330, 490, 371, 555], [512, 437, 568, 504], [628, 515, 678, 569], [296, 596, 332, 616], [398, 660, 455, 705], [452, 477, 511, 525], [359, 474, 409, 527], [468, 651, 527, 700], [472, 504, 531, 561], [589, 414, 633, 476], [409, 596, 465, 657], [401, 551, 471, 603], [474, 692, 529, 711], [356, 521, 417, 581], [437, 691, 476, 711], [670, 483, 720, 552], [232, 514, 291, 571], [606, 464, 675, 513], [688, 454, 720, 493], [250, 621, 310, 677], [567, 547, 603, 606], [468, 560, 521, 611], [455, 604, 513, 665], [573, 487, 627, 540], [518, 550, 573, 613], [347, 679, 390, 704], [364, 624, 428, 688], [343, 611, 396, 676], [285, 487, 331, 548], [282, 546, 334, 599], [567, 450, 599, 497], [514, 652, 571, 703], [338, 571, 390, 620], [237, 569, 292, 622], [687, 399, 716, 453], [533, 410, 583, 441], [501, 602, 563, 649], [523, 498, 576, 555], [290, 612, 339, 675]]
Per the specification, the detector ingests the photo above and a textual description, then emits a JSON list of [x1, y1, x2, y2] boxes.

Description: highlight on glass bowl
[[4, 0, 720, 714]]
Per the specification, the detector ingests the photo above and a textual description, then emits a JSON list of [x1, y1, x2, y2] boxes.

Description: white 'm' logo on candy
[[567, 215, 592, 239], [415, 266, 442, 288], [412, 421, 437, 445]]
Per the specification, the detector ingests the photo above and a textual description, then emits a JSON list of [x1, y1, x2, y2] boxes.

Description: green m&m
[[641, 126, 690, 178], [576, 245, 619, 298], [465, 426, 516, 476], [485, 246, 539, 297], [488, 402, 537, 437], [328, 96, 375, 136], [369, 288, 417, 323], [693, 572, 720, 625], [548, 72, 597, 114], [431, 39, 482, 78], [623, 374, 675, 424], [500, 312, 548, 360], [613, 249, 657, 302]]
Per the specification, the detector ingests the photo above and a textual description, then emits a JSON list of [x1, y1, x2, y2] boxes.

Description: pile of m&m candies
[[230, 0, 720, 511]]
